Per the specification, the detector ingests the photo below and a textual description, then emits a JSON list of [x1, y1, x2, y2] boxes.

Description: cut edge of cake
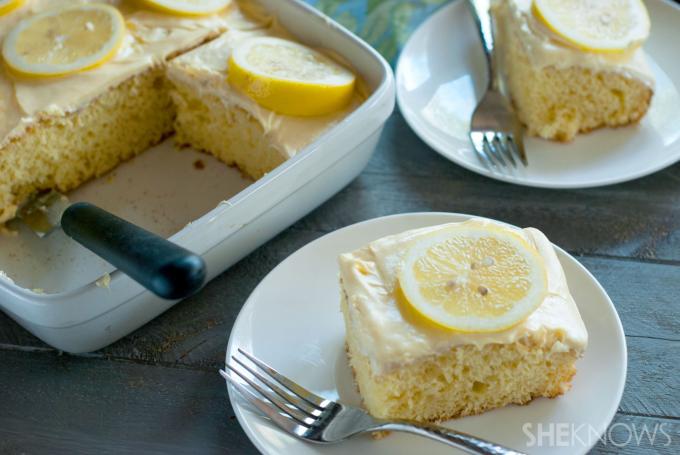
[[168, 65, 289, 181], [0, 66, 175, 224]]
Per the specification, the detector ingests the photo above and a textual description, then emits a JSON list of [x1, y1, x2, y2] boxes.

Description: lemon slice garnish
[[0, 0, 24, 16], [228, 37, 356, 117], [398, 224, 548, 333], [532, 0, 650, 53], [140, 0, 231, 16], [2, 4, 125, 78]]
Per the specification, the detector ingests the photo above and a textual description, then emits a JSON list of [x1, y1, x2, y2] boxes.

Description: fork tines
[[470, 131, 526, 171], [221, 349, 333, 438]]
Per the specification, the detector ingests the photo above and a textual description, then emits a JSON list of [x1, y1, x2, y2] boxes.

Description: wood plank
[[0, 349, 257, 455], [592, 414, 680, 454], [294, 171, 680, 262], [0, 349, 677, 454], [621, 337, 680, 418], [294, 112, 680, 262], [578, 257, 680, 341]]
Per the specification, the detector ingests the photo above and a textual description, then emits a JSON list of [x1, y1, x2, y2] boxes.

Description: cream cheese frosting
[[165, 13, 365, 158], [339, 219, 588, 375], [0, 0, 245, 146], [494, 0, 655, 88]]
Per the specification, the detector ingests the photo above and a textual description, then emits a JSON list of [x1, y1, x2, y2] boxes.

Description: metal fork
[[467, 0, 527, 170], [222, 348, 526, 454]]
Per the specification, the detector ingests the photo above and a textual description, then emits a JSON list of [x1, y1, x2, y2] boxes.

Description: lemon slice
[[228, 37, 356, 117], [2, 4, 125, 78], [0, 0, 23, 16], [140, 0, 231, 16], [532, 0, 650, 53], [398, 224, 548, 332]]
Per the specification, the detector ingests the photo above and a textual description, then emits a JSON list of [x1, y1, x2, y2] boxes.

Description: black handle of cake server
[[61, 202, 206, 300]]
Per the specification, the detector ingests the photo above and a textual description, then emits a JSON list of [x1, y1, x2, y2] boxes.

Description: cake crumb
[[96, 273, 111, 289], [0, 226, 18, 237], [32, 288, 45, 294], [0, 270, 14, 285], [193, 159, 205, 170], [371, 430, 391, 440]]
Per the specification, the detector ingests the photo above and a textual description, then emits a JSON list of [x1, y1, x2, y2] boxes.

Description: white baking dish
[[0, 0, 395, 353]]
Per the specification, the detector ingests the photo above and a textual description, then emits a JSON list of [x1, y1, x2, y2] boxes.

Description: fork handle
[[466, 0, 500, 88], [375, 421, 526, 455]]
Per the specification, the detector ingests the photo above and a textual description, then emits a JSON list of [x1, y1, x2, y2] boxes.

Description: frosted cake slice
[[492, 0, 654, 142], [339, 219, 588, 422], [166, 4, 364, 180]]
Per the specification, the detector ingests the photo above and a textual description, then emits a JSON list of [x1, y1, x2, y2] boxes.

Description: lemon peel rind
[[398, 226, 549, 333], [0, 0, 24, 16], [1, 4, 126, 78], [532, 0, 650, 54], [140, 0, 231, 17], [227, 37, 356, 117]]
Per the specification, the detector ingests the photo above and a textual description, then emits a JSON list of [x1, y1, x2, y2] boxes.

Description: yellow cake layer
[[171, 78, 288, 180], [0, 68, 174, 223], [343, 288, 578, 421]]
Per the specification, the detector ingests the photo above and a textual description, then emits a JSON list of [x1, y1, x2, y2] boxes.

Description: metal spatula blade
[[12, 190, 206, 300], [15, 190, 71, 237]]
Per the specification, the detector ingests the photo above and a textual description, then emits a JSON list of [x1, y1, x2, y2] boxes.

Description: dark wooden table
[[1, 108, 679, 453]]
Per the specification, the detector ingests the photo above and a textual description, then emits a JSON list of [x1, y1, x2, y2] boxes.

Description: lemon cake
[[339, 219, 588, 421], [492, 0, 655, 142], [166, 23, 362, 179], [0, 0, 362, 224]]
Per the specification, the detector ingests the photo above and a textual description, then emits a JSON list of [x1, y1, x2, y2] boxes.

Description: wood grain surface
[[1, 113, 679, 453]]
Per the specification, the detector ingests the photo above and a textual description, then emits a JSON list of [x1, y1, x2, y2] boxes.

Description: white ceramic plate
[[396, 0, 680, 188], [226, 212, 627, 455]]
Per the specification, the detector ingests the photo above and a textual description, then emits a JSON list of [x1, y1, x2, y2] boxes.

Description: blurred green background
[[304, 0, 450, 64]]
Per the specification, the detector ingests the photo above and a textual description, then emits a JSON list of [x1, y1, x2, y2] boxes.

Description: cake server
[[222, 348, 526, 455], [15, 191, 206, 300], [467, 0, 527, 170]]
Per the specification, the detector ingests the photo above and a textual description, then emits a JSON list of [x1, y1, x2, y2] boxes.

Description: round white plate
[[226, 212, 627, 455], [396, 0, 680, 188]]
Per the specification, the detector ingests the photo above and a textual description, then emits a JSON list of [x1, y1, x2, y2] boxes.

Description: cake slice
[[166, 11, 363, 180], [492, 0, 654, 142], [339, 219, 588, 421]]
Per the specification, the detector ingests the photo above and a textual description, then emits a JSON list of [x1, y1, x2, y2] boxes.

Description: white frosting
[[339, 219, 588, 375], [495, 0, 655, 88]]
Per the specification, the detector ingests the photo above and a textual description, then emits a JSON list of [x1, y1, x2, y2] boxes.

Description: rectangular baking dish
[[0, 0, 395, 353]]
